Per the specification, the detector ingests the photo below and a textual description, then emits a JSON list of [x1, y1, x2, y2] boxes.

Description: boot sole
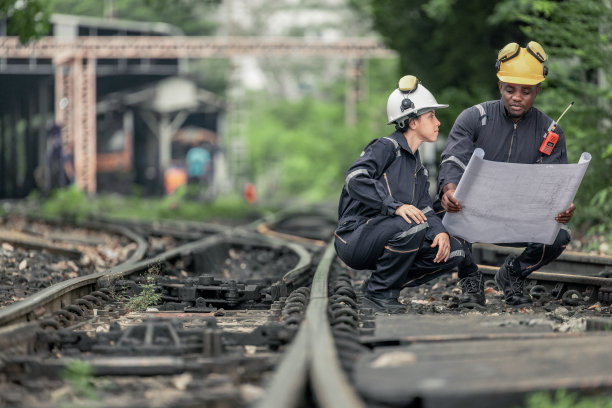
[[458, 301, 487, 311], [505, 299, 533, 307], [361, 296, 406, 314]]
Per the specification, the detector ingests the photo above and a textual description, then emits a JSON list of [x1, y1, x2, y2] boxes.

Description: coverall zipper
[[383, 172, 392, 196], [410, 160, 421, 204], [507, 123, 517, 162]]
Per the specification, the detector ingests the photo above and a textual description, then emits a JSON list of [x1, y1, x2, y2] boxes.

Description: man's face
[[498, 82, 541, 119]]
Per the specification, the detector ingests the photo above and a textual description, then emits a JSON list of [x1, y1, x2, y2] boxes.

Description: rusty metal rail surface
[[473, 243, 612, 276], [257, 241, 365, 408], [0, 228, 310, 328], [478, 265, 612, 306], [252, 208, 338, 249], [0, 221, 148, 327], [93, 216, 229, 239]]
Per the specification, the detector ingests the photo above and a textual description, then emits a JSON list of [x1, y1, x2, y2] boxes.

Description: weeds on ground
[[526, 389, 612, 408], [59, 360, 98, 403], [125, 263, 162, 313]]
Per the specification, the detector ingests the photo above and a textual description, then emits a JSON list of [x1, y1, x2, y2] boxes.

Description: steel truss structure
[[1, 36, 395, 193]]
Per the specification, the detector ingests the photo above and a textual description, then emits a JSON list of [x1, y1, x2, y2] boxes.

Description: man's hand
[[431, 232, 450, 263], [555, 203, 576, 224], [396, 204, 427, 225], [441, 183, 462, 213]]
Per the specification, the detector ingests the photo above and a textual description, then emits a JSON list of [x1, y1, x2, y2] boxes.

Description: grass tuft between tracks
[[126, 274, 162, 313], [28, 186, 269, 225], [526, 389, 612, 408]]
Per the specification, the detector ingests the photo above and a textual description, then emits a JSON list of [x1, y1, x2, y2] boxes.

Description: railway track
[[1, 212, 612, 407], [0, 214, 148, 309]]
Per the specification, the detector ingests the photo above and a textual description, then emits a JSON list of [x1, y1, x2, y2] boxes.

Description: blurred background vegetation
[[1, 0, 610, 250]]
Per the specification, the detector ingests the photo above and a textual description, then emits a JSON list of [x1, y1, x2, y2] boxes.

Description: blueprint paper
[[442, 148, 591, 245]]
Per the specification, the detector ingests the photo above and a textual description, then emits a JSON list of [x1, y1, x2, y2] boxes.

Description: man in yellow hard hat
[[436, 41, 576, 308]]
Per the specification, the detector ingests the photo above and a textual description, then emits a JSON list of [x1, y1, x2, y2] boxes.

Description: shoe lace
[[460, 275, 480, 294], [509, 272, 525, 296]]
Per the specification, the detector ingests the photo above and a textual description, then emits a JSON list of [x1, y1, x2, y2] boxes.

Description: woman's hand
[[431, 232, 450, 263], [396, 204, 427, 224]]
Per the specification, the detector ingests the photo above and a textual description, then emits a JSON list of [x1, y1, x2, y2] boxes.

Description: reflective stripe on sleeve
[[475, 104, 487, 126], [441, 156, 467, 171], [421, 206, 433, 214], [382, 137, 401, 156], [345, 168, 369, 192]]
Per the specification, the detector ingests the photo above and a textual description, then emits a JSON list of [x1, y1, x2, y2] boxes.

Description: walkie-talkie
[[539, 101, 574, 155]]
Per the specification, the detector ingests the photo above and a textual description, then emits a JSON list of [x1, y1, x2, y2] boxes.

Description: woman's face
[[412, 110, 441, 143]]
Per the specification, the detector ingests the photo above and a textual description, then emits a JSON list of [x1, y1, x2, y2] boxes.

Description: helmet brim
[[416, 104, 449, 116], [387, 103, 449, 124], [497, 74, 543, 86]]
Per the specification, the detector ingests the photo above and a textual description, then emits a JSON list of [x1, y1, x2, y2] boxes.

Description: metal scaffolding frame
[[1, 36, 396, 194]]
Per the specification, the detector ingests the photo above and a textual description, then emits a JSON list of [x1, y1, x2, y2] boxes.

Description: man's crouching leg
[[496, 228, 571, 306]]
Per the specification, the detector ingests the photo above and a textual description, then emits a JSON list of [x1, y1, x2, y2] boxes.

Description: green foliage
[[35, 187, 264, 224], [126, 274, 161, 312], [526, 389, 612, 408], [348, 0, 524, 134], [40, 186, 91, 223], [61, 360, 98, 401], [50, 0, 221, 35], [490, 0, 612, 233], [0, 0, 52, 43], [246, 58, 398, 202], [351, 0, 612, 241]]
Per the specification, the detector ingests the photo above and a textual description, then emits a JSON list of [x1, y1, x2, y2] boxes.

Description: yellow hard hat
[[495, 41, 548, 85]]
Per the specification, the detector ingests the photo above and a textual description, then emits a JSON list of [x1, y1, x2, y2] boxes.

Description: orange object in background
[[244, 183, 257, 204], [165, 167, 187, 195]]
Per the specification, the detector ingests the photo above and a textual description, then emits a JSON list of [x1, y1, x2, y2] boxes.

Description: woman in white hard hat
[[334, 75, 467, 314]]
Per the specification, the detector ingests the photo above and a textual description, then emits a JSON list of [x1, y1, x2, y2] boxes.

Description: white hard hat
[[386, 75, 449, 126]]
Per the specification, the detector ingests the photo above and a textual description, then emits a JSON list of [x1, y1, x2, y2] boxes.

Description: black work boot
[[495, 255, 532, 306], [458, 270, 486, 309], [362, 291, 406, 314]]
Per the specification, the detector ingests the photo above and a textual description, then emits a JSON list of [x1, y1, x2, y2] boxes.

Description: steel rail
[[308, 242, 365, 408], [0, 219, 148, 326], [83, 221, 149, 265], [478, 265, 612, 287], [93, 216, 229, 237], [473, 243, 612, 276], [252, 209, 337, 248], [0, 229, 82, 260], [257, 241, 365, 408], [0, 230, 310, 328], [0, 222, 148, 327], [8, 215, 149, 266], [254, 312, 310, 408]]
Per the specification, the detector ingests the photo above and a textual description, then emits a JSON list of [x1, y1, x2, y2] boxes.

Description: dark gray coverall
[[437, 99, 571, 278], [334, 131, 466, 299]]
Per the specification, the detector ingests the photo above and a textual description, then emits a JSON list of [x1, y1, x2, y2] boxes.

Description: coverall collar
[[391, 130, 418, 156]]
